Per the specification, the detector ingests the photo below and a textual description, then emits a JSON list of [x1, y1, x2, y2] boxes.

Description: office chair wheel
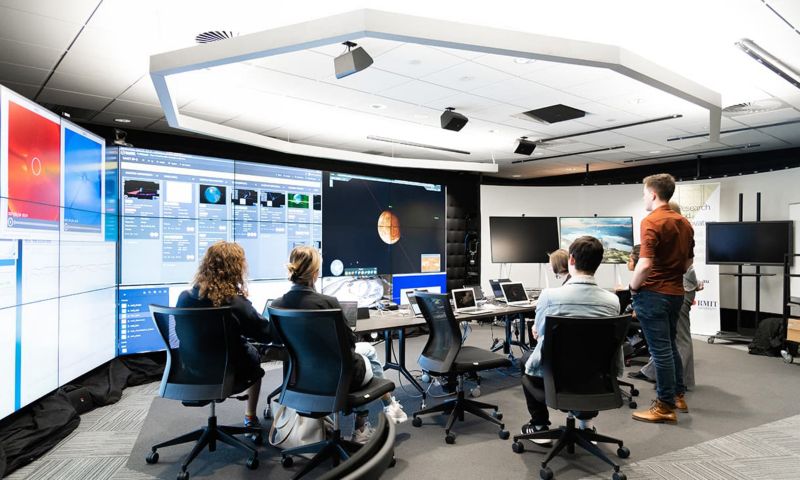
[[412, 417, 423, 427], [389, 456, 396, 468], [499, 429, 510, 440], [617, 446, 630, 458], [263, 406, 271, 420], [539, 466, 554, 480], [145, 451, 159, 464], [421, 373, 431, 383], [624, 359, 632, 367], [631, 388, 639, 396], [445, 433, 456, 444], [707, 336, 715, 344], [612, 472, 627, 480], [281, 455, 294, 468], [628, 401, 637, 409], [246, 457, 259, 470], [492, 411, 503, 421], [177, 470, 189, 480], [512, 441, 525, 453], [471, 386, 481, 397]]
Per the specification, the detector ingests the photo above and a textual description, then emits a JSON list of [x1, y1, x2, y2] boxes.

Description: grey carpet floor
[[6, 325, 800, 480]]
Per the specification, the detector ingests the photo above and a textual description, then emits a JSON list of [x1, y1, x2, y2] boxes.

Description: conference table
[[353, 301, 538, 405]]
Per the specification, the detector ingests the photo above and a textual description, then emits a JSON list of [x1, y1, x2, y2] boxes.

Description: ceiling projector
[[334, 41, 374, 79]]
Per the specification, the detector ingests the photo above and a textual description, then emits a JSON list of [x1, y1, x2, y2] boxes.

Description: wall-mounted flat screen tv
[[706, 221, 793, 266], [559, 216, 634, 264]]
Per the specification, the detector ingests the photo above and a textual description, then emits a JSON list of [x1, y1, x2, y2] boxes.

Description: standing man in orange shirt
[[630, 174, 695, 424]]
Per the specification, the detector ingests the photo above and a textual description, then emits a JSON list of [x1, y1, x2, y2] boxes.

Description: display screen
[[706, 221, 793, 265], [0, 86, 116, 420], [489, 216, 559, 263], [559, 217, 634, 264], [118, 147, 322, 285], [322, 173, 445, 277]]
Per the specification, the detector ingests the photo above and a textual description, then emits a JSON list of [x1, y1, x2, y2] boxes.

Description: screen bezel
[[451, 287, 477, 311], [500, 282, 529, 304]]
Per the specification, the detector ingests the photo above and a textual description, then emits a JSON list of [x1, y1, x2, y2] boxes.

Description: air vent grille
[[195, 31, 237, 44], [722, 99, 788, 116]]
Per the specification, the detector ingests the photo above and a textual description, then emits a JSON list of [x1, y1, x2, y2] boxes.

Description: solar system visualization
[[0, 85, 447, 421]]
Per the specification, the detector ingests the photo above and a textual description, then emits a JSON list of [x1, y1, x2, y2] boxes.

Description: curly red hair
[[194, 241, 249, 306]]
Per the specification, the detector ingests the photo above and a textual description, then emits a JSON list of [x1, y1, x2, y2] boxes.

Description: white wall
[[481, 167, 800, 316]]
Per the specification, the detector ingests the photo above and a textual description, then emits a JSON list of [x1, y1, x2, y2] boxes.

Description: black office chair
[[410, 292, 511, 444], [512, 315, 632, 480], [267, 307, 396, 479], [145, 305, 263, 480], [317, 412, 396, 480]]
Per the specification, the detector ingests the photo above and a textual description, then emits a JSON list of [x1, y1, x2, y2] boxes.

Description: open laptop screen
[[489, 278, 511, 298], [463, 284, 485, 301], [340, 301, 359, 328], [452, 288, 477, 311], [501, 282, 528, 304]]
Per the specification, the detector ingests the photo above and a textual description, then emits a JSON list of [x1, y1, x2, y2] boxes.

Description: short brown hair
[[668, 200, 682, 215], [643, 173, 676, 201], [287, 246, 322, 287], [568, 236, 604, 274], [194, 241, 248, 307], [549, 248, 569, 275]]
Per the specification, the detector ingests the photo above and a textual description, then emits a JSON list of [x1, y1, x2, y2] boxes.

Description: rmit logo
[[696, 300, 718, 308]]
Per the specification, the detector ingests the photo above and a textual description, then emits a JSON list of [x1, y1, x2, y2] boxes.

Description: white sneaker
[[383, 397, 408, 424], [351, 420, 375, 444], [520, 423, 552, 447]]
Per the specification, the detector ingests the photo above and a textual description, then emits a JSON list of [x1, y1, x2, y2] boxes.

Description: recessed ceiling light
[[606, 118, 617, 122], [114, 118, 131, 123], [512, 174, 521, 178], [459, 75, 475, 82], [630, 97, 646, 104], [533, 152, 544, 156], [513, 58, 536, 64], [649, 150, 661, 154], [488, 129, 497, 134], [409, 59, 422, 65], [369, 103, 387, 110]]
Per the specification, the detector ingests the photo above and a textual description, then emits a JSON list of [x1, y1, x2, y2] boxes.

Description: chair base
[[148, 411, 261, 478], [617, 379, 639, 409], [512, 416, 629, 479], [280, 428, 362, 480], [411, 382, 509, 443]]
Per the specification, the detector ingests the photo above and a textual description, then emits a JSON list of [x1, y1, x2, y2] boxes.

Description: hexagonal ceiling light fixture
[[150, 9, 721, 173]]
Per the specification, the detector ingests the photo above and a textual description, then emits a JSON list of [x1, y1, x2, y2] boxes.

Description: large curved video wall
[[0, 85, 447, 420]]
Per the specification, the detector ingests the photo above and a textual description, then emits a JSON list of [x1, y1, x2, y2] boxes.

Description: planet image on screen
[[204, 186, 222, 204], [377, 210, 401, 245]]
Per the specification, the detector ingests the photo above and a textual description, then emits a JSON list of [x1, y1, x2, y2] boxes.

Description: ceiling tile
[[427, 92, 505, 115], [373, 43, 467, 78], [0, 62, 50, 85], [38, 87, 111, 110], [104, 99, 164, 118], [377, 80, 459, 106], [430, 46, 484, 60], [0, 38, 62, 69], [471, 55, 556, 76], [719, 129, 784, 146], [0, 0, 99, 24], [117, 76, 159, 105], [420, 61, 511, 92], [46, 70, 139, 98], [0, 6, 81, 49], [758, 124, 800, 143], [564, 75, 652, 102], [321, 67, 411, 94], [0, 80, 38, 99]]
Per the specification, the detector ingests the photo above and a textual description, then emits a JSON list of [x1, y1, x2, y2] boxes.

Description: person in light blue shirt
[[520, 236, 620, 446]]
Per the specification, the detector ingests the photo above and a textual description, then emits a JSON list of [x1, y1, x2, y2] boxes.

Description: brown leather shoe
[[674, 393, 688, 413], [632, 399, 677, 424]]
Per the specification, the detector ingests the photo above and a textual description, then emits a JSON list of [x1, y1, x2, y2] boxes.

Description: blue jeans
[[633, 289, 685, 404]]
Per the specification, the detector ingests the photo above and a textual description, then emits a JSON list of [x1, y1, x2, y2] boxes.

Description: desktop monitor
[[501, 282, 529, 305]]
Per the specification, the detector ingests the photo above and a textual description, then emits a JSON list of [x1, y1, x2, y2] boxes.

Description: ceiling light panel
[[378, 80, 460, 105], [420, 61, 512, 91]]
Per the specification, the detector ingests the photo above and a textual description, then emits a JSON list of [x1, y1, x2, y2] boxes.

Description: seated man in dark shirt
[[176, 241, 273, 429]]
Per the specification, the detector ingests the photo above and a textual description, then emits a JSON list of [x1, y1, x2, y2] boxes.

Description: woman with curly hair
[[176, 241, 273, 429]]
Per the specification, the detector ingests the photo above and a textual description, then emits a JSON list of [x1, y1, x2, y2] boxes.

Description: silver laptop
[[452, 288, 482, 313], [500, 282, 533, 306], [489, 278, 511, 301], [340, 301, 359, 329]]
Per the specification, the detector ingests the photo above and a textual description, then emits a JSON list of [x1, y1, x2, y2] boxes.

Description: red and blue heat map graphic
[[7, 100, 61, 222]]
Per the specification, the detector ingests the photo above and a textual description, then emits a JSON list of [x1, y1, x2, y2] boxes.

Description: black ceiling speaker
[[523, 104, 586, 124], [440, 107, 468, 131], [514, 136, 537, 155], [334, 41, 374, 79]]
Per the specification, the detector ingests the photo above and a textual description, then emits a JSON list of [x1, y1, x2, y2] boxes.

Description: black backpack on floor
[[748, 317, 784, 357]]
